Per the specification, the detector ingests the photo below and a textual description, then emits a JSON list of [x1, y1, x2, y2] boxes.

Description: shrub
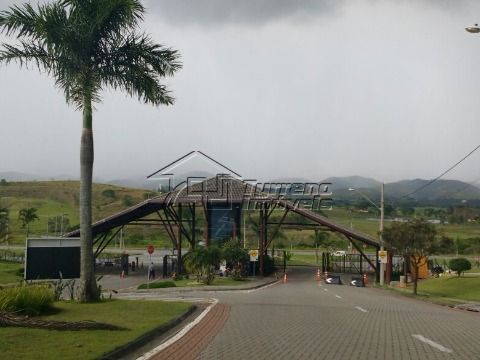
[[101, 189, 116, 199], [137, 281, 176, 290], [449, 258, 472, 276], [222, 240, 249, 280], [0, 284, 54, 315], [123, 195, 134, 206], [184, 246, 221, 285]]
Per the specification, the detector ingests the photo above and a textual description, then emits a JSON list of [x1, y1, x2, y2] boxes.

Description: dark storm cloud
[[145, 0, 344, 26]]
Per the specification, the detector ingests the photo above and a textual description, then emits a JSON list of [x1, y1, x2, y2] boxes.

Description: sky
[[1, 0, 480, 183]]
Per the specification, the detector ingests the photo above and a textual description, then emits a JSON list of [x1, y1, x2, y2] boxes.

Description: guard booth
[[25, 238, 80, 280]]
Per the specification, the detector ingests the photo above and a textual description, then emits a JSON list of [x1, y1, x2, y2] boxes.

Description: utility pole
[[380, 183, 385, 286]]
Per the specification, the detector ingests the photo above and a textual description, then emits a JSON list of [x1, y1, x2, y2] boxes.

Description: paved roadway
[[143, 267, 480, 360]]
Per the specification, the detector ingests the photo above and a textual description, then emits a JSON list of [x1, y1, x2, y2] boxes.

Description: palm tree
[[18, 207, 39, 237], [0, 1, 181, 301]]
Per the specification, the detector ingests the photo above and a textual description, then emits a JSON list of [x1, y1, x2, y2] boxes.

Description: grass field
[[0, 299, 191, 360], [417, 276, 480, 302], [0, 261, 23, 284], [0, 181, 152, 244], [287, 253, 320, 266]]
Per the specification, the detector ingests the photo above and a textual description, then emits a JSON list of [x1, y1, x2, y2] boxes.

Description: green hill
[[0, 181, 152, 244]]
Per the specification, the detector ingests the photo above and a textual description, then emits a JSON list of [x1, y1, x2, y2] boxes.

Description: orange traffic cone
[[363, 273, 367, 285], [283, 272, 288, 283], [316, 268, 321, 281], [121, 270, 125, 279]]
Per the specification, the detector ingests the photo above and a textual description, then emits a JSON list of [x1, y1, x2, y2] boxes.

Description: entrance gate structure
[[66, 175, 384, 281]]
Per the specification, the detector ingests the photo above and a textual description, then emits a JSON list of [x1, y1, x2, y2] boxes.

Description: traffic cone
[[121, 270, 125, 279], [283, 272, 288, 283], [316, 268, 321, 281], [363, 273, 367, 285]]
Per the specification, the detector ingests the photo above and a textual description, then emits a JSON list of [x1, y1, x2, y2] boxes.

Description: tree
[[0, 1, 181, 301], [383, 218, 436, 295], [448, 258, 471, 277], [432, 235, 455, 255], [222, 239, 249, 279], [18, 207, 39, 237], [184, 246, 222, 285]]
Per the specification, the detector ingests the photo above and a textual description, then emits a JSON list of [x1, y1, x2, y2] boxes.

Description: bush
[[222, 240, 249, 280], [137, 280, 176, 289], [184, 246, 222, 285], [0, 284, 54, 315], [449, 258, 472, 276], [122, 195, 134, 206], [101, 189, 116, 199]]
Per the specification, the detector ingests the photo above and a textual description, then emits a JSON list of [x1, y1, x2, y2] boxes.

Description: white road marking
[[355, 306, 368, 313], [324, 288, 328, 292], [136, 298, 219, 360], [412, 335, 453, 353], [335, 295, 342, 299]]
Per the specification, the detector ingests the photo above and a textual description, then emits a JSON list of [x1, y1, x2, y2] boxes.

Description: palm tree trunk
[[79, 96, 98, 302]]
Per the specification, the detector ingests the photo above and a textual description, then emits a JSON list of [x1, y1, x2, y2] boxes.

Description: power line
[[403, 143, 480, 198]]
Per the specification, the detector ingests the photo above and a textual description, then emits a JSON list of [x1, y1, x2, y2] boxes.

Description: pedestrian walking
[[148, 262, 155, 280]]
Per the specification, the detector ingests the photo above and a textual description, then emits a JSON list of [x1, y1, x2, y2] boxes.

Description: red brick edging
[[151, 303, 230, 360]]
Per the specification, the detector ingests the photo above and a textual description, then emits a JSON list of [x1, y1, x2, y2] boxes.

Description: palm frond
[[0, 3, 39, 37], [0, 0, 181, 109], [0, 41, 52, 70], [99, 32, 181, 105]]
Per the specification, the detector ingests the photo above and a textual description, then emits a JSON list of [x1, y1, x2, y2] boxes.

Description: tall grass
[[0, 284, 54, 315]]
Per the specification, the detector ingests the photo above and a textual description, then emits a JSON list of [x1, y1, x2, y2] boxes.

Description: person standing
[[148, 262, 155, 280]]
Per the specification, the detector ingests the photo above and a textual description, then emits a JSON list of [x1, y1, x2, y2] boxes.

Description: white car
[[333, 251, 346, 256]]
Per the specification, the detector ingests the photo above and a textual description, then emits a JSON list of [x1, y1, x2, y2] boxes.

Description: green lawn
[[288, 253, 320, 266], [0, 299, 191, 360], [0, 261, 23, 284], [417, 276, 480, 302], [139, 276, 250, 289]]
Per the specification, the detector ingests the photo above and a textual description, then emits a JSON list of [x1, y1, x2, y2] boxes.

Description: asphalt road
[[183, 267, 479, 360]]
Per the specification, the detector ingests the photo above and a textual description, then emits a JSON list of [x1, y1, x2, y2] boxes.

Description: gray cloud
[[145, 0, 344, 26]]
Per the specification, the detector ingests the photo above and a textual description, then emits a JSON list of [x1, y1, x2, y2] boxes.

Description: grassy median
[[417, 276, 480, 302], [138, 276, 250, 289], [0, 299, 191, 360]]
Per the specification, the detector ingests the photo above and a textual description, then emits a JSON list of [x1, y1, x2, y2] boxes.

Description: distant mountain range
[[1, 171, 480, 206]]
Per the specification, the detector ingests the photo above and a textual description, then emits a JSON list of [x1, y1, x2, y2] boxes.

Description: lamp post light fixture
[[466, 24, 480, 33], [348, 184, 385, 286]]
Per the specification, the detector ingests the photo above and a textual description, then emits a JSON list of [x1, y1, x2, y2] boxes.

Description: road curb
[[99, 304, 197, 360], [122, 277, 279, 294]]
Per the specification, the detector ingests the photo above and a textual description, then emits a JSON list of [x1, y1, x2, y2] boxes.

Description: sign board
[[325, 275, 342, 285], [378, 250, 388, 264], [248, 249, 259, 262], [147, 245, 155, 255], [25, 238, 80, 280], [350, 277, 365, 287]]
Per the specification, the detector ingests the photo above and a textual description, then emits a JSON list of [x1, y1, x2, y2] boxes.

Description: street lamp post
[[466, 24, 480, 33], [348, 184, 385, 286]]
